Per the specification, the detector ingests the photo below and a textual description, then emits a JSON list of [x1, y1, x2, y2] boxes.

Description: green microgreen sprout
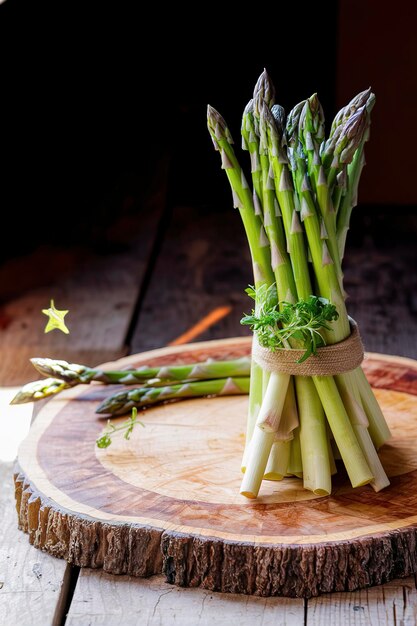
[[241, 284, 339, 363], [96, 407, 144, 448]]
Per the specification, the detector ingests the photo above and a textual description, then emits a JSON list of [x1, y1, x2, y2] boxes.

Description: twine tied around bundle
[[252, 317, 364, 376]]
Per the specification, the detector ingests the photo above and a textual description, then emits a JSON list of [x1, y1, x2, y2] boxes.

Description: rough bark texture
[[14, 470, 163, 578], [162, 531, 417, 598], [14, 468, 417, 598]]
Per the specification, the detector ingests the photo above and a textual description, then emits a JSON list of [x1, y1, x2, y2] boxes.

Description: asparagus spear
[[207, 105, 274, 289], [241, 99, 263, 202], [208, 104, 276, 476], [336, 92, 375, 257], [298, 94, 325, 195], [96, 376, 250, 415], [10, 374, 186, 405], [322, 90, 375, 204], [298, 94, 344, 288], [30, 356, 252, 385]]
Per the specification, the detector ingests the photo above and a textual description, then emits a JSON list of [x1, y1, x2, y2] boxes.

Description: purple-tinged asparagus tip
[[207, 105, 234, 143], [253, 68, 275, 111], [244, 99, 254, 115]]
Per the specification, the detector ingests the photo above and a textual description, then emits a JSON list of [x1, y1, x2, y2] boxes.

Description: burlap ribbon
[[252, 317, 364, 376]]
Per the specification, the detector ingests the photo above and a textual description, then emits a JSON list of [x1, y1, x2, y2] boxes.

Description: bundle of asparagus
[[207, 70, 391, 499]]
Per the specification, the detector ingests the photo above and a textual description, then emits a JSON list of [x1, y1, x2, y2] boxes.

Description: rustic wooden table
[[1, 198, 417, 625]]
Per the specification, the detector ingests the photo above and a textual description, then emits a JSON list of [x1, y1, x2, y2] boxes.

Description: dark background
[[0, 1, 416, 268]]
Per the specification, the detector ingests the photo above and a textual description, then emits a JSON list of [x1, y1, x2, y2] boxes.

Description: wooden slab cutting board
[[14, 338, 417, 597]]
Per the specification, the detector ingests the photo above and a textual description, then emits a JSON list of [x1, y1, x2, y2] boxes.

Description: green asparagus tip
[[207, 105, 233, 144], [331, 88, 375, 137], [30, 357, 87, 383], [30, 356, 65, 371], [304, 94, 325, 137], [10, 378, 71, 404], [96, 390, 131, 415], [336, 106, 368, 163], [259, 99, 275, 126], [347, 87, 372, 114], [345, 106, 367, 138], [285, 100, 306, 146], [365, 92, 376, 114], [243, 98, 254, 115], [307, 92, 319, 110]]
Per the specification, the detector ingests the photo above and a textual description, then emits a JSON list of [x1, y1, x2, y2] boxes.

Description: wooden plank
[[131, 205, 251, 352], [307, 577, 417, 625], [344, 244, 417, 360], [0, 461, 71, 626], [66, 570, 305, 626], [0, 240, 142, 385], [0, 389, 73, 626], [131, 206, 417, 361], [0, 188, 167, 386]]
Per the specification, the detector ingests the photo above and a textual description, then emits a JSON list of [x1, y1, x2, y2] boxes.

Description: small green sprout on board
[[42, 300, 70, 334], [96, 407, 144, 448]]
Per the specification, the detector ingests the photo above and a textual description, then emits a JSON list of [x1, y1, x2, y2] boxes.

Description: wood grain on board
[[14, 337, 417, 598]]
